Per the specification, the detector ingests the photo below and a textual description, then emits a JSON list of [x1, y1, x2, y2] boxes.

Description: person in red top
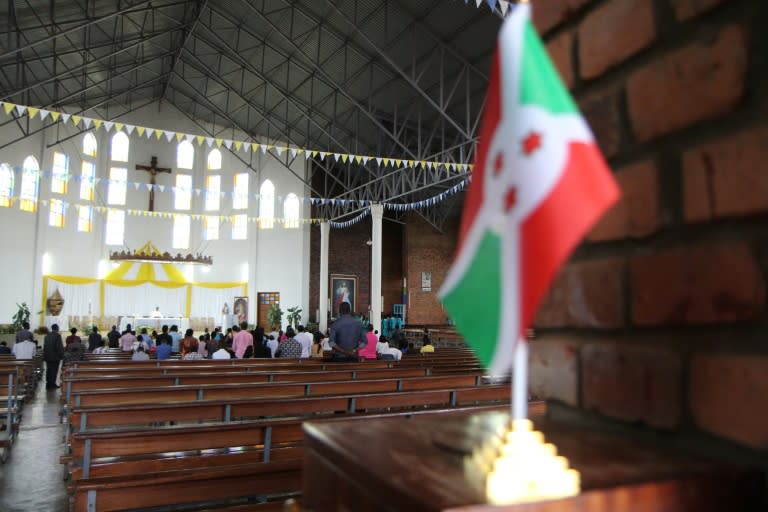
[[358, 324, 378, 360], [65, 327, 81, 347], [180, 328, 199, 357]]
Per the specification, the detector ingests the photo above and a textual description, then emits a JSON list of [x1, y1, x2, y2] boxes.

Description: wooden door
[[257, 292, 280, 329]]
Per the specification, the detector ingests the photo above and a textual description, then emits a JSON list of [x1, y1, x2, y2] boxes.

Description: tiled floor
[[0, 382, 68, 511]]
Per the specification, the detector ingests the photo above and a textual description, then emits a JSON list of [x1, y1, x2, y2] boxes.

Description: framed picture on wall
[[330, 275, 357, 318], [233, 296, 249, 325]]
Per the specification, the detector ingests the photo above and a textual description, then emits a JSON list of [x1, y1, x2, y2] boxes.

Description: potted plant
[[286, 306, 302, 328], [12, 302, 30, 332], [267, 304, 283, 331]]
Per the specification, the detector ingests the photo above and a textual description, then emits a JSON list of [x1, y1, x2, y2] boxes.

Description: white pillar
[[319, 221, 330, 333], [370, 204, 384, 333]]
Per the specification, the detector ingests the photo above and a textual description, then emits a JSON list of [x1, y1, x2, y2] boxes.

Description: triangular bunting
[[175, 132, 184, 142], [51, 111, 61, 122], [2, 103, 15, 115], [224, 139, 233, 149], [355, 155, 362, 164], [215, 138, 223, 148], [61, 113, 71, 124], [71, 115, 82, 126], [15, 105, 27, 116], [39, 109, 50, 120], [27, 107, 39, 118], [234, 141, 242, 151], [103, 121, 114, 132], [82, 117, 92, 128], [137, 126, 145, 137], [125, 124, 135, 134], [164, 131, 175, 142], [115, 123, 124, 132], [196, 135, 205, 145], [93, 119, 102, 130], [341, 154, 348, 163]]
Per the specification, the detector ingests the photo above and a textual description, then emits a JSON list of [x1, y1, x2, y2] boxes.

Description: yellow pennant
[[27, 107, 39, 118], [355, 155, 362, 164], [71, 115, 82, 126], [252, 143, 260, 152], [93, 119, 103, 130], [155, 130, 163, 140], [137, 126, 145, 136], [234, 141, 242, 151], [215, 138, 223, 147], [341, 154, 349, 163], [420, 161, 427, 170], [3, 103, 15, 115], [383, 158, 390, 167], [115, 123, 124, 132], [196, 135, 205, 145], [175, 132, 184, 142]]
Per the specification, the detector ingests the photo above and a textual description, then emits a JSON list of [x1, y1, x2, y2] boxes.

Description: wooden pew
[[67, 404, 520, 511], [68, 384, 512, 433]]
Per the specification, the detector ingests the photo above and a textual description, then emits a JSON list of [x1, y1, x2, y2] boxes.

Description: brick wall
[[308, 219, 403, 324], [403, 214, 460, 325], [528, 0, 768, 453]]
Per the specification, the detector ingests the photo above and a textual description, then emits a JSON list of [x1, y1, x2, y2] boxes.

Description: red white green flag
[[439, 4, 619, 375]]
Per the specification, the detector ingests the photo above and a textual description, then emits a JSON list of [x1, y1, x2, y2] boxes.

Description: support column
[[319, 221, 330, 333], [370, 204, 384, 333]]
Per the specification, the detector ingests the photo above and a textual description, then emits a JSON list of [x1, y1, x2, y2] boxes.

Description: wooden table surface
[[302, 408, 763, 512]]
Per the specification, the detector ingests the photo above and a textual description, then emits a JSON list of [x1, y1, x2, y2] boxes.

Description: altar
[[119, 316, 189, 333]]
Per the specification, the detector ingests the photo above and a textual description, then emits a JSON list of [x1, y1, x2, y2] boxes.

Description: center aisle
[[0, 384, 68, 512]]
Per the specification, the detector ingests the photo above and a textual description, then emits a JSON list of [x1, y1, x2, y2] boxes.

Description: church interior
[[0, 0, 767, 510]]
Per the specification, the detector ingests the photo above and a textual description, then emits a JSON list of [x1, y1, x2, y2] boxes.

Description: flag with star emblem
[[439, 3, 619, 375]]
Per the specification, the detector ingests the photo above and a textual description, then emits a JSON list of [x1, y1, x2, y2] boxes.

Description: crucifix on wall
[[135, 156, 172, 212]]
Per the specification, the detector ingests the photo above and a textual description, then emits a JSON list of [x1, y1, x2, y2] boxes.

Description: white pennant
[[164, 131, 174, 142], [185, 133, 195, 142], [375, 158, 382, 166], [158, 185, 165, 193], [333, 153, 340, 162], [39, 109, 50, 121], [362, 156, 369, 164], [275, 146, 284, 156], [206, 137, 214, 147], [133, 182, 141, 190], [290, 148, 298, 158], [224, 139, 233, 149], [61, 113, 71, 123], [125, 124, 135, 135], [82, 118, 93, 128], [319, 152, 327, 159], [15, 105, 27, 116], [103, 121, 114, 132]]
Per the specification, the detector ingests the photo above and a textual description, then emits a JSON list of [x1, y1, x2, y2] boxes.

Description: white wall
[[0, 101, 311, 328]]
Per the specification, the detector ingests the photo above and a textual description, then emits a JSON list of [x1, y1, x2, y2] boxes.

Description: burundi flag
[[439, 4, 619, 375]]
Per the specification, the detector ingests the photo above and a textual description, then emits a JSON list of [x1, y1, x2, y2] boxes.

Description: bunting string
[[0, 101, 474, 175]]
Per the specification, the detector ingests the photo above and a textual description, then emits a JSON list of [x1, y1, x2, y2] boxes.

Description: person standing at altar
[[43, 324, 64, 389], [232, 322, 253, 359], [169, 325, 182, 354], [120, 329, 137, 352]]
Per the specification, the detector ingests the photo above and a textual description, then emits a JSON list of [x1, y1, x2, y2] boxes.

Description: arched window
[[283, 193, 300, 229], [233, 173, 249, 209], [177, 140, 194, 169], [20, 156, 40, 212], [0, 163, 14, 207], [258, 179, 275, 229], [110, 132, 129, 162], [81, 133, 97, 200], [82, 133, 97, 157], [207, 149, 222, 170], [51, 151, 69, 194]]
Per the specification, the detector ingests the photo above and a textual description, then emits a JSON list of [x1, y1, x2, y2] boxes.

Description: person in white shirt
[[212, 346, 231, 359], [376, 338, 402, 361], [295, 325, 313, 358], [12, 339, 37, 360], [266, 335, 279, 358]]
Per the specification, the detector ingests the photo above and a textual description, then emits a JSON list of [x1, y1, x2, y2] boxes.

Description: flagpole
[[511, 337, 528, 420]]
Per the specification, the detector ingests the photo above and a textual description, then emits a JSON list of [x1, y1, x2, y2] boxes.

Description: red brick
[[578, 92, 621, 158], [404, 215, 460, 325], [536, 258, 624, 329], [690, 353, 768, 448], [529, 336, 579, 406], [533, 0, 593, 34], [672, 0, 733, 21], [578, 0, 656, 80], [582, 343, 682, 429], [627, 25, 748, 142], [546, 31, 574, 90], [631, 243, 765, 326], [683, 127, 768, 223], [589, 160, 659, 241]]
